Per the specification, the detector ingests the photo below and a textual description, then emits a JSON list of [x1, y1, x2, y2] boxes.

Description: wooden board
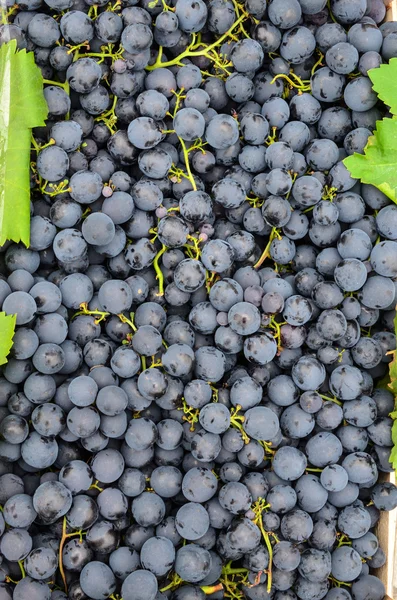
[[369, 8, 395, 600], [373, 472, 396, 600], [385, 0, 397, 22]]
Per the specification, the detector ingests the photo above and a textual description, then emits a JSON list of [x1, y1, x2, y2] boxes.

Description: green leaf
[[388, 310, 397, 396], [343, 118, 397, 203], [387, 310, 397, 471], [390, 421, 397, 471], [368, 58, 397, 116], [0, 39, 48, 247], [0, 312, 16, 366], [375, 372, 390, 390]]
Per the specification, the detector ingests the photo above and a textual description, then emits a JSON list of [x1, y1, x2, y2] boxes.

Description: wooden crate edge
[[385, 0, 397, 22], [373, 470, 396, 598]]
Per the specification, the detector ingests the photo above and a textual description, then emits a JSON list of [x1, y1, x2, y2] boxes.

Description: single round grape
[[25, 547, 58, 580], [121, 570, 158, 600], [80, 561, 116, 600], [0, 528, 32, 562], [175, 544, 212, 583], [273, 446, 307, 481]]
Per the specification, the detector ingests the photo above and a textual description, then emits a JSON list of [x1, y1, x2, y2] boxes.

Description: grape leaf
[[0, 39, 48, 246], [343, 118, 397, 203], [376, 372, 390, 390], [390, 419, 397, 471], [368, 58, 397, 116], [388, 309, 397, 395], [0, 312, 16, 366], [387, 310, 397, 470]]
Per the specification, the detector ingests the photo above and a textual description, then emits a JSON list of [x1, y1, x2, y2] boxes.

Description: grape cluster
[[0, 0, 397, 599]]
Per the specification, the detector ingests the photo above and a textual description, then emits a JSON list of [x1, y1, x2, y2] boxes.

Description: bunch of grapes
[[0, 0, 396, 599]]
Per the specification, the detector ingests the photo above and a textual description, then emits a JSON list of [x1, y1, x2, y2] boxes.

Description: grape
[[81, 213, 116, 246], [28, 13, 59, 46], [2, 291, 37, 325], [272, 447, 306, 481], [49, 197, 82, 229], [209, 278, 243, 312], [306, 432, 343, 467], [344, 76, 378, 112], [371, 481, 397, 511], [8, 327, 38, 360], [281, 403, 315, 439], [199, 403, 230, 434], [319, 464, 348, 493], [0, 528, 32, 562], [130, 492, 165, 527], [32, 403, 65, 436], [80, 562, 116, 600], [298, 548, 331, 583], [295, 474, 328, 513], [191, 429, 221, 462], [350, 531, 379, 560], [331, 546, 362, 582], [310, 68, 346, 106], [273, 541, 300, 571], [206, 114, 239, 150], [330, 0, 367, 24], [0, 474, 24, 504], [96, 487, 128, 520], [31, 342, 65, 374], [281, 509, 313, 543], [268, 0, 302, 29], [121, 570, 158, 600], [348, 23, 383, 53], [194, 346, 225, 382], [225, 518, 261, 555], [90, 448, 125, 484], [62, 537, 93, 573], [337, 228, 372, 260], [59, 460, 93, 494], [139, 536, 175, 577], [326, 42, 359, 74], [359, 50, 382, 76], [21, 431, 58, 469], [344, 127, 371, 156], [149, 466, 181, 498], [66, 495, 98, 531], [358, 275, 396, 309], [23, 372, 56, 404], [13, 577, 51, 600], [175, 544, 213, 583], [69, 170, 104, 204], [351, 575, 385, 600], [33, 481, 72, 523], [65, 59, 101, 97], [175, 502, 210, 540], [3, 494, 36, 528], [96, 385, 128, 416], [68, 376, 98, 407], [25, 547, 58, 580], [107, 547, 138, 581], [182, 467, 217, 503], [370, 240, 397, 277], [241, 406, 279, 442]]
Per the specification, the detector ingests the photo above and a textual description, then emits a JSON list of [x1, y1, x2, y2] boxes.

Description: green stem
[[18, 561, 25, 578], [253, 228, 280, 270], [179, 137, 197, 191], [319, 394, 342, 406], [153, 244, 167, 296], [147, 12, 247, 71]]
